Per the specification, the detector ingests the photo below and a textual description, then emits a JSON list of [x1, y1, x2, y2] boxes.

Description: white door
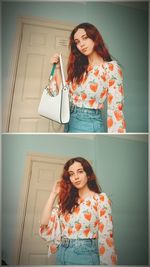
[[8, 19, 73, 132], [19, 154, 68, 265]]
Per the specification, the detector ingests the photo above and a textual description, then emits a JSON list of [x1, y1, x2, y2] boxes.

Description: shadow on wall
[[2, 260, 7, 265]]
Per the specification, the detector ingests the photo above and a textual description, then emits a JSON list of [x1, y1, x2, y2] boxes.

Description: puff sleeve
[[106, 62, 126, 133], [98, 193, 118, 265], [39, 206, 61, 256]]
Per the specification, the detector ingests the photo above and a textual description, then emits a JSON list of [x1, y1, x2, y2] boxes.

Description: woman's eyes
[[69, 170, 84, 177], [78, 170, 84, 174], [83, 36, 88, 40], [75, 36, 88, 45]]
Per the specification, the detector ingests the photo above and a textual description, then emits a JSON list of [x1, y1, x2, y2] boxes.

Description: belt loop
[[61, 237, 70, 248]]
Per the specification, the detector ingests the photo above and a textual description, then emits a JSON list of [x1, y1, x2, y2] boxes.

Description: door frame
[[13, 153, 69, 265], [3, 16, 75, 132]]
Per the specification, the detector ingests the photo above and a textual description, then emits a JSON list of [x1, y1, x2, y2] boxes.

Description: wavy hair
[[58, 157, 101, 214], [67, 22, 112, 84]]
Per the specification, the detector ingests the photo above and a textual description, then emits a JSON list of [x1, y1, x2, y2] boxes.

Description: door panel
[[19, 156, 68, 265], [9, 22, 72, 132]]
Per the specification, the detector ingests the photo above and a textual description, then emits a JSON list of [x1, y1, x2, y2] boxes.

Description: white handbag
[[38, 54, 70, 124]]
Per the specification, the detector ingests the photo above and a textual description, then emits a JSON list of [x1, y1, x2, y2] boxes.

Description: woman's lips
[[75, 181, 81, 185], [82, 48, 87, 52]]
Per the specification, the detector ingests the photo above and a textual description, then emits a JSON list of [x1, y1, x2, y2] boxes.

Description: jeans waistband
[[61, 237, 97, 248], [70, 104, 101, 115]]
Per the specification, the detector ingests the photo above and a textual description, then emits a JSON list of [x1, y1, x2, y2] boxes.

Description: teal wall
[[2, 2, 148, 132], [2, 134, 148, 265], [94, 135, 148, 265]]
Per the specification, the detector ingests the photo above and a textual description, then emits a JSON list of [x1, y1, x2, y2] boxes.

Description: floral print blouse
[[68, 60, 126, 133], [39, 192, 118, 265]]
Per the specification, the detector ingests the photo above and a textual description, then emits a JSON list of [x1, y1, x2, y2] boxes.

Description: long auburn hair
[[67, 22, 112, 84], [58, 157, 101, 214]]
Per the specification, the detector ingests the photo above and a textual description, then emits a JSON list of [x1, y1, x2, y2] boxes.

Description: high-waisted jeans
[[64, 105, 105, 133], [56, 238, 100, 265]]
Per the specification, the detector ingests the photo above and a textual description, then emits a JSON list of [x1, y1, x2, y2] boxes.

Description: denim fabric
[[64, 105, 105, 133], [56, 238, 100, 265]]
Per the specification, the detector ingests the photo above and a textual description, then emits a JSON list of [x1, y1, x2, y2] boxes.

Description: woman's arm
[[106, 61, 126, 133], [98, 193, 118, 265], [40, 180, 61, 225], [50, 53, 62, 89], [39, 180, 62, 255]]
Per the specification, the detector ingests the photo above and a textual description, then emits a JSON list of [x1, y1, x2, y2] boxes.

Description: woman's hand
[[50, 53, 60, 65], [40, 179, 61, 225], [51, 179, 61, 197]]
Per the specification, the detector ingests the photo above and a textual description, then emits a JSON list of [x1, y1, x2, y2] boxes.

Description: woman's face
[[68, 161, 88, 190], [74, 28, 95, 56]]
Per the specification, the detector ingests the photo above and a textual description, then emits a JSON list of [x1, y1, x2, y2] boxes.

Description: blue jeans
[[64, 105, 105, 133], [56, 238, 100, 265]]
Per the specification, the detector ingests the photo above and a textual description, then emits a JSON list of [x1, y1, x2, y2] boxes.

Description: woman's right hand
[[50, 53, 60, 65], [40, 179, 62, 225], [51, 179, 61, 197]]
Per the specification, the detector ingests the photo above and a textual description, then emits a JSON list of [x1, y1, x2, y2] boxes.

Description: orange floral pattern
[[69, 61, 126, 133], [39, 193, 117, 265]]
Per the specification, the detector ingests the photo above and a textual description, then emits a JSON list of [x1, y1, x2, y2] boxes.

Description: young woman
[[39, 157, 118, 265], [51, 22, 126, 133]]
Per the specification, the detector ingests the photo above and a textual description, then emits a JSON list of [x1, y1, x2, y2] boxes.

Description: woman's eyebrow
[[68, 168, 83, 173], [74, 34, 87, 41], [77, 168, 84, 171]]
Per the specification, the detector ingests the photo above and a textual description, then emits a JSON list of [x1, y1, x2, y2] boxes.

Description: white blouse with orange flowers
[[68, 60, 126, 133], [39, 192, 118, 265]]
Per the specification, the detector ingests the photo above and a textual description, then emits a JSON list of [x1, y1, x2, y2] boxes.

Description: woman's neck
[[78, 185, 94, 199], [88, 52, 104, 66]]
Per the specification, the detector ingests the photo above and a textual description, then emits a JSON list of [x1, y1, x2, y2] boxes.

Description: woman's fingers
[[50, 53, 60, 64], [52, 179, 62, 195]]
